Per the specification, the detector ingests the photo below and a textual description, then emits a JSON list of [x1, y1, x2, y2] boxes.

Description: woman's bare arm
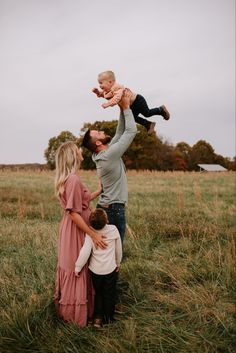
[[69, 212, 107, 249]]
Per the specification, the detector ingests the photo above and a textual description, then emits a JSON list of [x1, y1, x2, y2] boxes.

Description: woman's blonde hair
[[55, 141, 82, 197]]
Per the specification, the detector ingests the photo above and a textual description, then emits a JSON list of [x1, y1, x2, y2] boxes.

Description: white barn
[[198, 164, 228, 172]]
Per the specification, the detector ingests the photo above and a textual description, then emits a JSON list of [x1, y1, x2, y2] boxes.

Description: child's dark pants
[[130, 94, 162, 130], [90, 269, 118, 324]]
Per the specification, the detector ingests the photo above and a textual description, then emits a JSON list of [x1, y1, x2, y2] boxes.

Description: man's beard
[[98, 135, 112, 145]]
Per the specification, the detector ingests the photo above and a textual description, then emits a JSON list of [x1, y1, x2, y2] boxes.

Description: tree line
[[44, 120, 236, 171]]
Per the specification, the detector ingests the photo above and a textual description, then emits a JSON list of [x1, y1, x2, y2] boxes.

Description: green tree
[[189, 140, 216, 170], [214, 154, 234, 170], [44, 131, 78, 169], [123, 126, 167, 170], [158, 141, 175, 171], [228, 156, 236, 171], [78, 120, 117, 170], [78, 120, 174, 170], [46, 125, 232, 172]]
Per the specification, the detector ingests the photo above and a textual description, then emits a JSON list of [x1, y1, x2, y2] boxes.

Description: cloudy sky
[[0, 0, 235, 164]]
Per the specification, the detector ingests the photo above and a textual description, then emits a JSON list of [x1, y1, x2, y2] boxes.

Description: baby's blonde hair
[[98, 70, 116, 82], [54, 141, 82, 197]]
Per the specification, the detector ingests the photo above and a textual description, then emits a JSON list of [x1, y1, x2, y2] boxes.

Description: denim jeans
[[96, 203, 126, 243]]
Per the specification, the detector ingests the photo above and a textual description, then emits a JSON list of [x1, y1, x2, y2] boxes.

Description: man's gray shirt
[[92, 108, 137, 206]]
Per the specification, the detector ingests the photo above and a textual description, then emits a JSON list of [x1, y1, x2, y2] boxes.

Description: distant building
[[198, 164, 228, 172]]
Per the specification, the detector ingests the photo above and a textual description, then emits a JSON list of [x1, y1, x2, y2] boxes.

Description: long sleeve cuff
[[123, 108, 132, 114], [75, 263, 83, 273]]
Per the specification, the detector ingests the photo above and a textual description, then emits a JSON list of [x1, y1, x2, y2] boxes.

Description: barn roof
[[198, 164, 228, 171]]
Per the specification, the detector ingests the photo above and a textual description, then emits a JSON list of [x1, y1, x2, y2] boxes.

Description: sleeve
[[115, 233, 122, 267], [105, 108, 137, 158], [65, 175, 83, 214], [102, 87, 124, 108], [109, 110, 125, 146], [75, 235, 93, 273]]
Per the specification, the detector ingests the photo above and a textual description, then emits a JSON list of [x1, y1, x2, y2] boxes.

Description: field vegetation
[[0, 170, 235, 353]]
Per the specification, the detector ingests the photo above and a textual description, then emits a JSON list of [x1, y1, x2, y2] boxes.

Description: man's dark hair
[[81, 129, 96, 152], [89, 209, 107, 230]]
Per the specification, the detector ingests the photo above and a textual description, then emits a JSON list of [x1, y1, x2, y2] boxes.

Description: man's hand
[[118, 89, 132, 110]]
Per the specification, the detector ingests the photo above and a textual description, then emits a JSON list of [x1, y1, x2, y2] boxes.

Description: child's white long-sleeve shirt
[[75, 224, 122, 275]]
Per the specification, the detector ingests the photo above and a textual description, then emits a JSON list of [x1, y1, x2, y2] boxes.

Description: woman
[[54, 141, 106, 327]]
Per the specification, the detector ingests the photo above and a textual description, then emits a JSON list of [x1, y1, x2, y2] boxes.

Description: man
[[81, 93, 137, 243]]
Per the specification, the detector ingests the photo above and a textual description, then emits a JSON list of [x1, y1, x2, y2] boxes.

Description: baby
[[92, 70, 170, 134]]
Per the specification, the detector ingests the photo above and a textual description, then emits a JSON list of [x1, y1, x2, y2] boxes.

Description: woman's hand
[[91, 230, 107, 249], [97, 180, 103, 194], [69, 211, 107, 249], [90, 179, 103, 201]]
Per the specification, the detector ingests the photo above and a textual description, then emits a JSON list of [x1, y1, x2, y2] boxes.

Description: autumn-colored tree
[[46, 125, 235, 171], [44, 131, 78, 169], [174, 142, 192, 170], [172, 151, 188, 170]]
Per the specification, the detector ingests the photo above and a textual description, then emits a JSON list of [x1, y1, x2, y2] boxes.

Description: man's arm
[[109, 109, 125, 146], [106, 108, 137, 158], [109, 91, 136, 147]]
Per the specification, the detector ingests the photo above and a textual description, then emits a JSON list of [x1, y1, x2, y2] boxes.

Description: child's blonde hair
[[54, 141, 82, 197], [98, 70, 116, 82]]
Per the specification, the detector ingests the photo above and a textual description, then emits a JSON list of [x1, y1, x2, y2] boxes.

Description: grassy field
[[0, 170, 235, 353]]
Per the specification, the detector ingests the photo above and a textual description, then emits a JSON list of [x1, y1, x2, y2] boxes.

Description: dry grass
[[0, 170, 235, 353]]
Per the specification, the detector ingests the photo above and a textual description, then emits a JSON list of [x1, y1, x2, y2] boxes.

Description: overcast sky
[[0, 0, 235, 164]]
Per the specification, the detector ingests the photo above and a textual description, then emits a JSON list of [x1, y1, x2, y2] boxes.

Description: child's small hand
[[92, 88, 100, 95]]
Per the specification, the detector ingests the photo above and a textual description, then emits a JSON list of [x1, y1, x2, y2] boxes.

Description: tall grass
[[0, 170, 235, 353]]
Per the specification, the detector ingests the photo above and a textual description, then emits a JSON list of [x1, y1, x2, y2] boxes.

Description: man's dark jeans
[[96, 203, 126, 243]]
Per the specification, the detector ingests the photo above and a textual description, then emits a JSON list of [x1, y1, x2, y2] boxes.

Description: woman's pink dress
[[54, 174, 94, 327]]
